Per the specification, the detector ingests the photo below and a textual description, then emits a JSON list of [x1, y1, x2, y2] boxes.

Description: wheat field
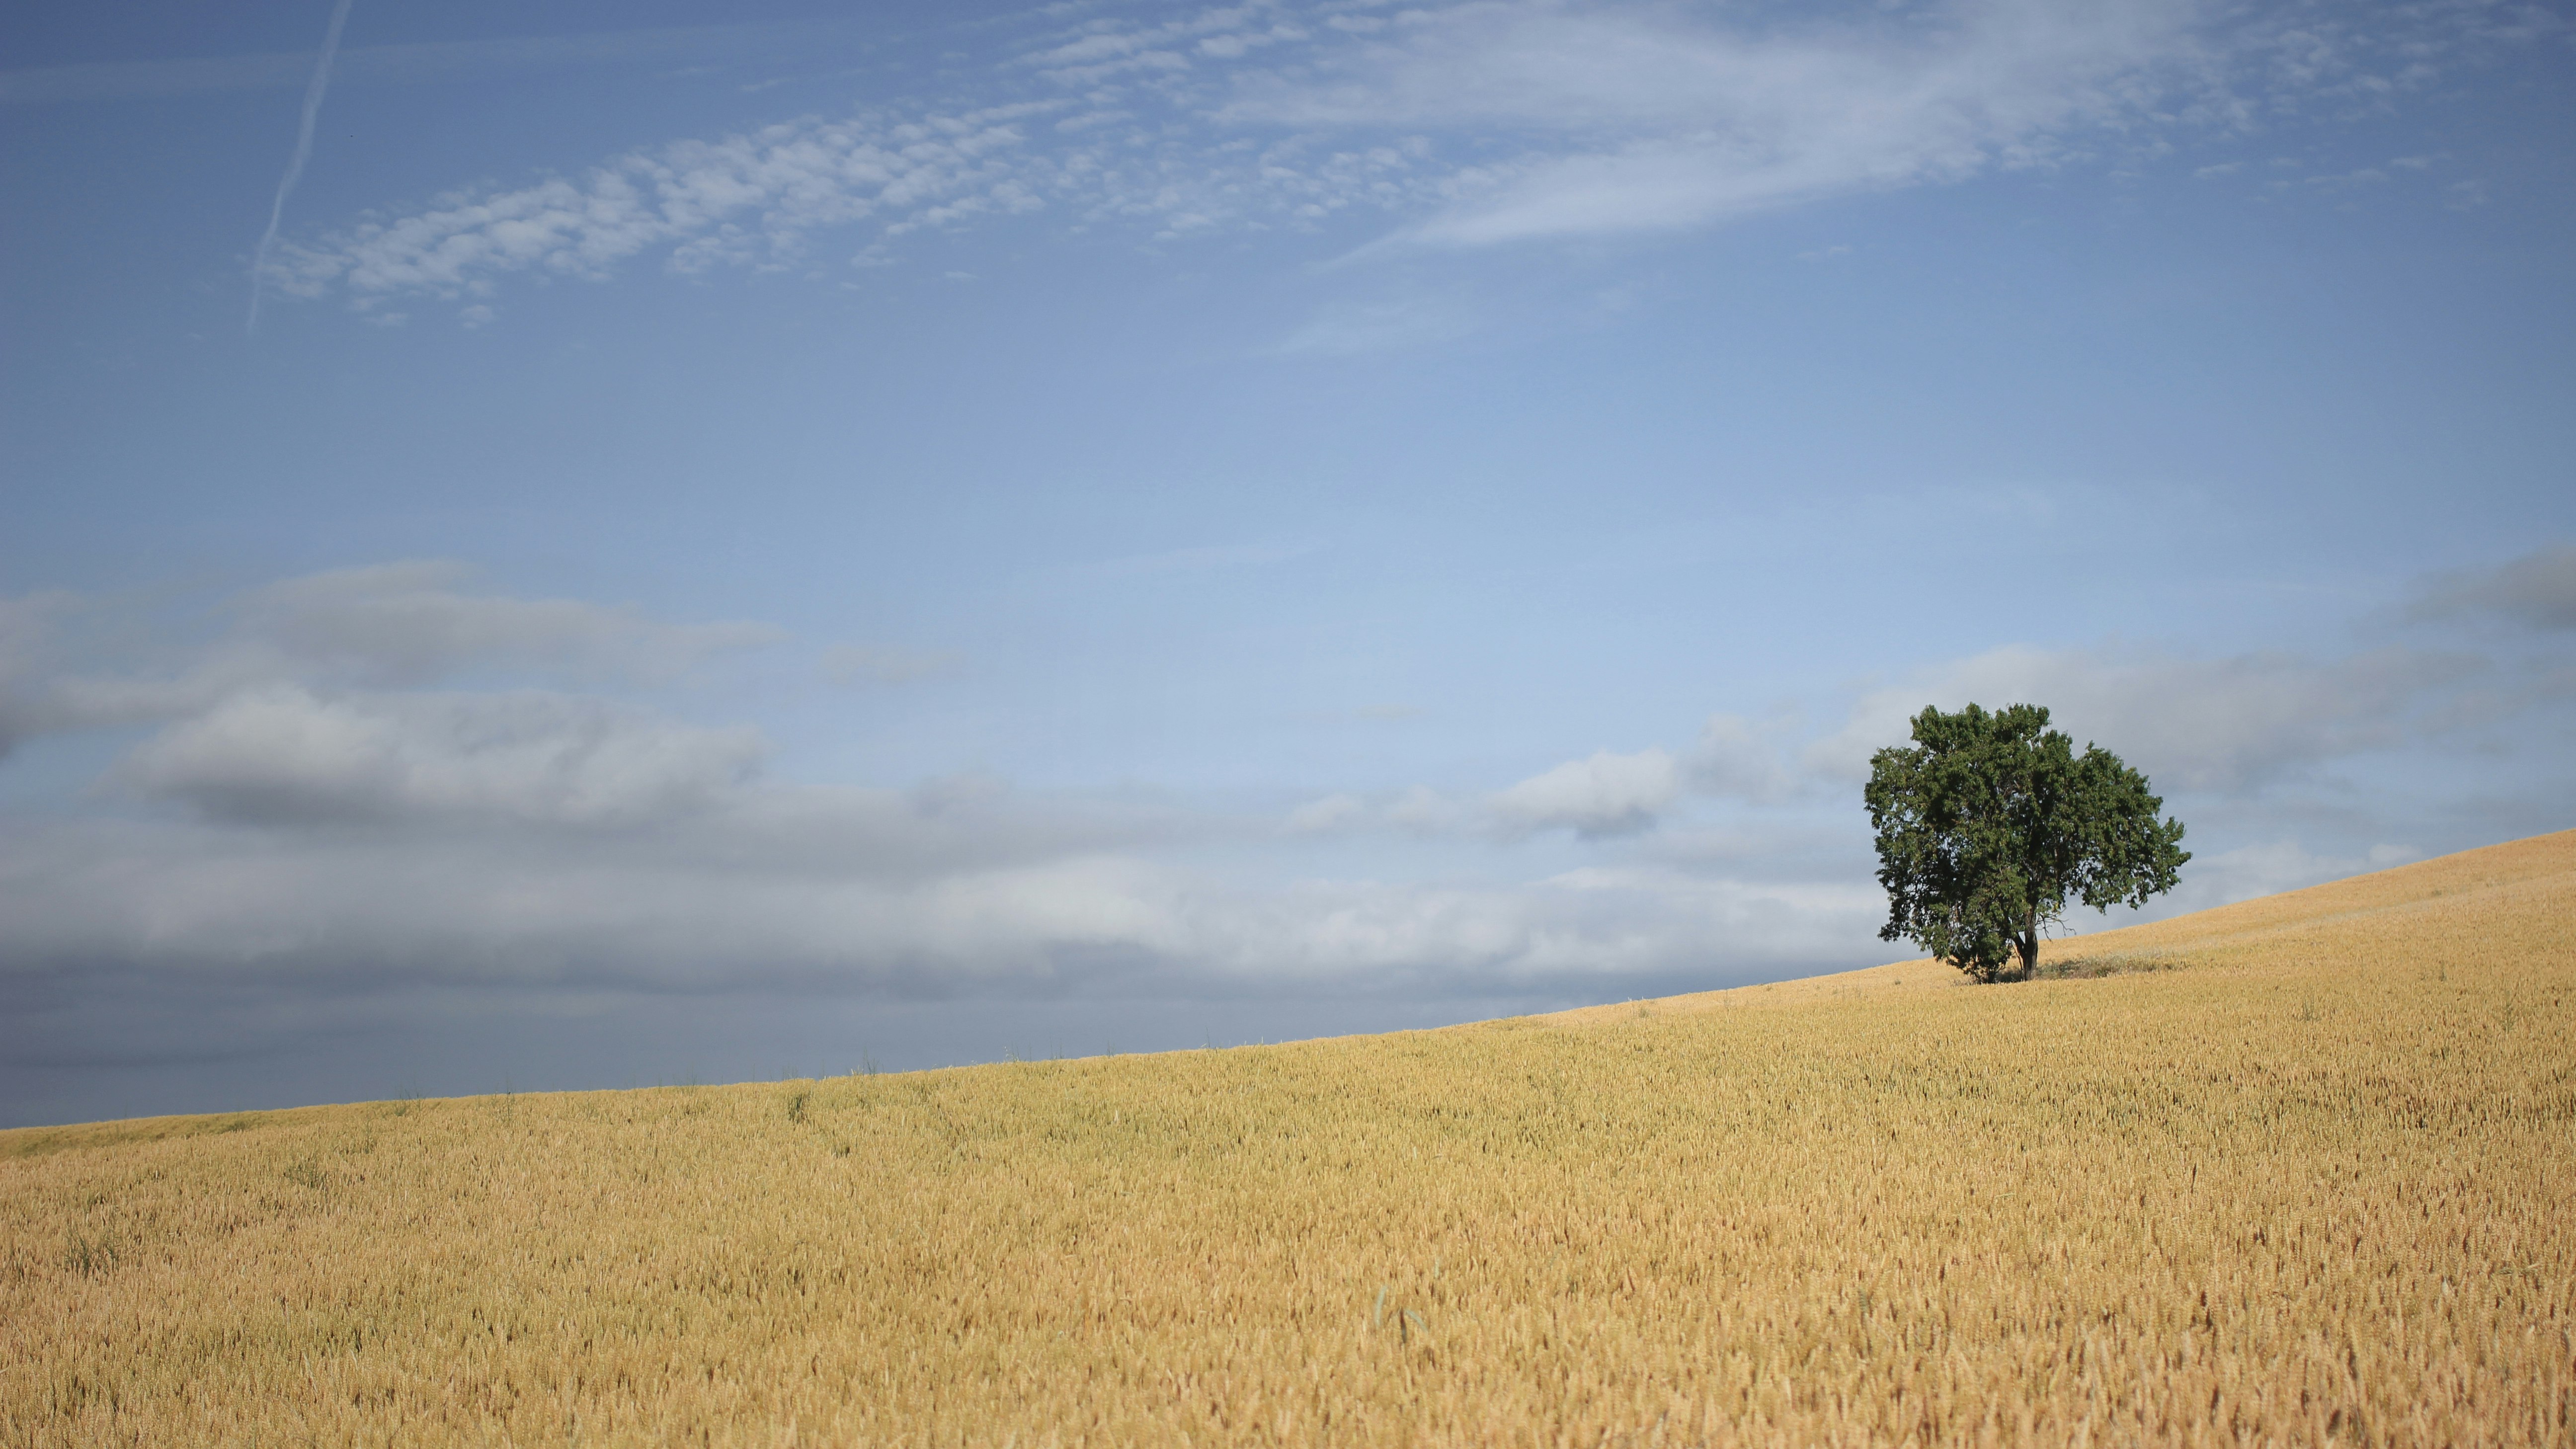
[[4, 830, 2571, 1446]]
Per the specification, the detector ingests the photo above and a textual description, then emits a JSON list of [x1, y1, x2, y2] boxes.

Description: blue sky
[[3, 0, 2571, 1126]]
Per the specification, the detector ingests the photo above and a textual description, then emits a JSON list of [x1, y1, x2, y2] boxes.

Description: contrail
[[247, 0, 355, 334]]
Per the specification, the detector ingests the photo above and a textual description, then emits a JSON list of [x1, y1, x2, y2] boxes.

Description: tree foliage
[[1865, 702, 2189, 983]]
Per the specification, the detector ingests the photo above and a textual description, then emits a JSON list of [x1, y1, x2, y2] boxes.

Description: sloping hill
[[5, 831, 2571, 1446]]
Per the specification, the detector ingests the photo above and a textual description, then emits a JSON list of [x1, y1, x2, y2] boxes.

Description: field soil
[[6, 830, 2572, 1446]]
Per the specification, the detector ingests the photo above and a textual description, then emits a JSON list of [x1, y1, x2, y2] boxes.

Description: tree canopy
[[1864, 703, 2189, 983]]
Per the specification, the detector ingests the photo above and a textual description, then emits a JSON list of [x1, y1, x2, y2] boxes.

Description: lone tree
[[1865, 702, 2188, 983]]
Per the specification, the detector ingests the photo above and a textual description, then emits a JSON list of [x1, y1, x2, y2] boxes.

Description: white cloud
[[242, 562, 780, 684], [115, 685, 768, 828], [265, 104, 1067, 307], [1284, 792, 1367, 833], [1804, 642, 2486, 795], [1, 564, 1898, 1001], [2, 562, 2557, 1021], [0, 806, 1886, 994], [2157, 838, 2423, 915], [1021, 4, 1309, 82], [1220, 866, 1881, 981], [1224, 0, 2202, 247], [1285, 744, 1701, 844], [1689, 714, 1799, 803], [0, 564, 780, 760], [1491, 746, 1681, 838], [1291, 720, 1793, 843], [1538, 865, 1887, 966], [1386, 784, 1466, 836], [0, 819, 1187, 991]]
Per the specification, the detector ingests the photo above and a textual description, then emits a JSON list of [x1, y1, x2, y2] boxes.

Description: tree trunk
[[2016, 917, 2040, 980]]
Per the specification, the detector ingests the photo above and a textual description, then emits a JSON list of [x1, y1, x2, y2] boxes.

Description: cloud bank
[[3, 551, 2563, 1044], [0, 567, 1880, 1004]]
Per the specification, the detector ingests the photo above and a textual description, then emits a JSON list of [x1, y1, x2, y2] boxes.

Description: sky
[[2, 0, 2571, 1127]]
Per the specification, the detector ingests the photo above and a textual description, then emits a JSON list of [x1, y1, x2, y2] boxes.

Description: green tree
[[1865, 702, 2189, 983]]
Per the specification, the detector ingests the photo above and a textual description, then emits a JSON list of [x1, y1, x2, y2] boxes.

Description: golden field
[[4, 830, 2571, 1447]]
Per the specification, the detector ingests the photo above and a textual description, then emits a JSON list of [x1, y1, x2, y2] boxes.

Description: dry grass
[[4, 830, 2571, 1447]]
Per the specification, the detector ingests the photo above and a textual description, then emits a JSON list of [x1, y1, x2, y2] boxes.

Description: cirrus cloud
[[249, 0, 2544, 321]]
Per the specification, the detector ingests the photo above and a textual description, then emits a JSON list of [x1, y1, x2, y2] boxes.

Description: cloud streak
[[262, 102, 1065, 312], [248, 0, 355, 335], [1232, 0, 2199, 248], [0, 20, 866, 105]]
